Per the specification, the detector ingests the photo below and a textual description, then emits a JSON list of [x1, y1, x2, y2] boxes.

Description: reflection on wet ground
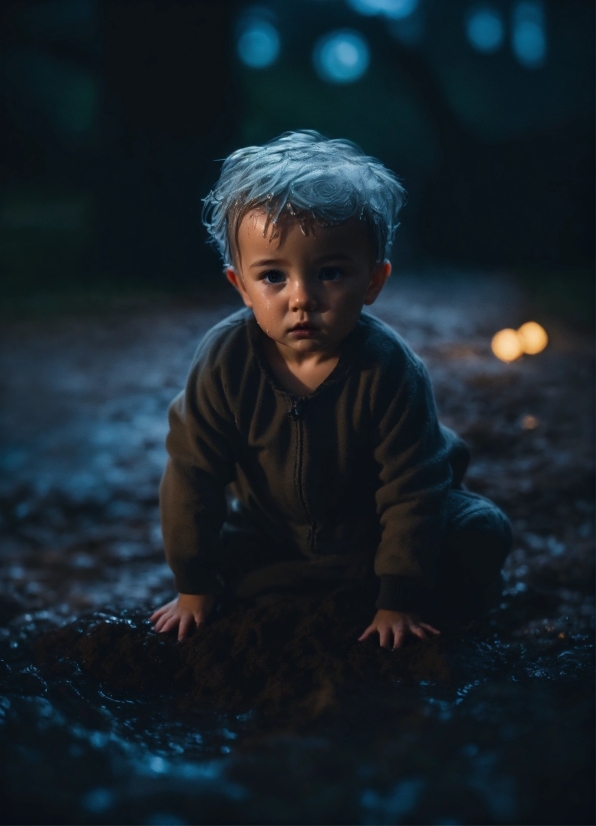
[[0, 274, 593, 824]]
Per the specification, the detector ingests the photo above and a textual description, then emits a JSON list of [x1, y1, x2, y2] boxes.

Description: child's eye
[[319, 267, 343, 282], [262, 270, 286, 284]]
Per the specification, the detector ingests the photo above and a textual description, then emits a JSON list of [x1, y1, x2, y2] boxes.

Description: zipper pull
[[289, 399, 305, 420]]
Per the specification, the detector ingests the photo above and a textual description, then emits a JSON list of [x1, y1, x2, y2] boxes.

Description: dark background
[[0, 0, 593, 319]]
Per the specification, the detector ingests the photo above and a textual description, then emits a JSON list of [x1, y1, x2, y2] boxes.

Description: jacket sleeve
[[371, 352, 453, 612], [159, 336, 238, 594]]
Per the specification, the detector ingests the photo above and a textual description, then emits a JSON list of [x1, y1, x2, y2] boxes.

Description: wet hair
[[202, 130, 406, 266]]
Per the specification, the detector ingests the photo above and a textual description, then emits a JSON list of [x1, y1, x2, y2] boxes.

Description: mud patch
[[35, 589, 451, 717]]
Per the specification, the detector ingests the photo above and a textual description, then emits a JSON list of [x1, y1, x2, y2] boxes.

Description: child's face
[[226, 210, 391, 359]]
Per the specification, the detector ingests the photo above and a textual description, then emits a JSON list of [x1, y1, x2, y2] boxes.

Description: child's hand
[[358, 609, 440, 650], [150, 593, 215, 642]]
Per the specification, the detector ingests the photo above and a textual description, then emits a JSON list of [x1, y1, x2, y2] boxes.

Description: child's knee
[[445, 490, 512, 586]]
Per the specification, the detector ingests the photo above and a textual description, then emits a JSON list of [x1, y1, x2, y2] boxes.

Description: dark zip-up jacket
[[160, 308, 468, 612]]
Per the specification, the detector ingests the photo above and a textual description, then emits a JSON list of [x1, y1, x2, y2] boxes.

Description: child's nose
[[290, 278, 318, 312]]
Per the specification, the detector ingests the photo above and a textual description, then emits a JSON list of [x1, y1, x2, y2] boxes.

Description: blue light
[[466, 6, 505, 54], [512, 1, 546, 68], [237, 20, 280, 69], [82, 788, 114, 814], [347, 0, 418, 19], [388, 14, 423, 46], [313, 29, 370, 84]]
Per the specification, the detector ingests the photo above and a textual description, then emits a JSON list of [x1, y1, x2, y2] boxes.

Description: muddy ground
[[0, 273, 593, 825]]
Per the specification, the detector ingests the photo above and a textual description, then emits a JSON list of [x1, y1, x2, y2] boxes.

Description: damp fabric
[[159, 308, 505, 613]]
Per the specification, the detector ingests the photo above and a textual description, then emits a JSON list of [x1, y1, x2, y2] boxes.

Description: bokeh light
[[388, 15, 423, 47], [491, 321, 549, 362], [517, 321, 548, 354], [466, 5, 505, 54], [237, 19, 280, 69], [521, 415, 540, 430], [346, 0, 418, 21], [511, 1, 547, 68], [491, 328, 523, 362], [313, 30, 370, 84]]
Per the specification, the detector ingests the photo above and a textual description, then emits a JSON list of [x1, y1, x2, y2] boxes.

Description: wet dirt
[[0, 273, 593, 824], [33, 584, 452, 719]]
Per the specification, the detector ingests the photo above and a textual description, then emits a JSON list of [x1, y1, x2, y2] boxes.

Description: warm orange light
[[522, 415, 539, 430], [517, 321, 548, 355], [491, 328, 523, 362]]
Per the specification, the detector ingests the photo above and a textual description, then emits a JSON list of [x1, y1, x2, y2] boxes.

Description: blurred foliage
[[2, 49, 100, 143], [0, 187, 94, 296], [424, 1, 594, 142], [242, 0, 594, 148], [240, 54, 439, 174]]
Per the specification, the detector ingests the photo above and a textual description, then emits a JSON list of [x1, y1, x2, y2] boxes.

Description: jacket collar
[[246, 312, 364, 400]]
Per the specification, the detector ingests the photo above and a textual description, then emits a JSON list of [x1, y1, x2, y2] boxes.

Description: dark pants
[[428, 488, 512, 621], [218, 489, 512, 622]]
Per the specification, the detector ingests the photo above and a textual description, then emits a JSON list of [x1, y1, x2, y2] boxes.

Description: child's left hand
[[358, 609, 440, 649]]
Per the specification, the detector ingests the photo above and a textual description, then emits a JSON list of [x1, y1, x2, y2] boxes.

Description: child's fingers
[[419, 622, 440, 635], [150, 599, 178, 621], [158, 615, 180, 634], [153, 614, 170, 632], [193, 613, 208, 629], [153, 611, 176, 632], [357, 624, 376, 642], [409, 624, 428, 640], [178, 614, 192, 642], [379, 627, 393, 649], [391, 626, 406, 650], [153, 615, 170, 633]]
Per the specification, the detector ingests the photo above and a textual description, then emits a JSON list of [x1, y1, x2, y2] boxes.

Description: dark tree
[[98, 0, 241, 286]]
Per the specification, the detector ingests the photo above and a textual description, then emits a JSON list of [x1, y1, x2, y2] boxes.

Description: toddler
[[150, 131, 512, 648]]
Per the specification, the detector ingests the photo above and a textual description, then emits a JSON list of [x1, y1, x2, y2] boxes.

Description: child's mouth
[[289, 323, 317, 338]]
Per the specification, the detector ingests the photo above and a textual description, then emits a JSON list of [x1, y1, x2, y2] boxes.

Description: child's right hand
[[150, 593, 215, 641]]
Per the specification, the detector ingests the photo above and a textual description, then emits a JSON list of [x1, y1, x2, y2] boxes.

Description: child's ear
[[226, 267, 253, 309], [363, 260, 391, 305]]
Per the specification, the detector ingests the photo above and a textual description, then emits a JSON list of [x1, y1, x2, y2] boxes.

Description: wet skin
[[226, 211, 390, 396], [151, 211, 440, 646]]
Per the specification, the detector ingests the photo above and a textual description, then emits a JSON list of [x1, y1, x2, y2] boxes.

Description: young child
[[150, 131, 512, 647]]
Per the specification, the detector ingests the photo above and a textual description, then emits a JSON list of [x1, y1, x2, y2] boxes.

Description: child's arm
[[369, 335, 455, 626], [358, 609, 440, 650], [150, 593, 216, 642], [158, 324, 240, 610]]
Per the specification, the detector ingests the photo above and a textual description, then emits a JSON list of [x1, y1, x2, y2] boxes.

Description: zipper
[[289, 398, 305, 420], [289, 398, 317, 552]]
